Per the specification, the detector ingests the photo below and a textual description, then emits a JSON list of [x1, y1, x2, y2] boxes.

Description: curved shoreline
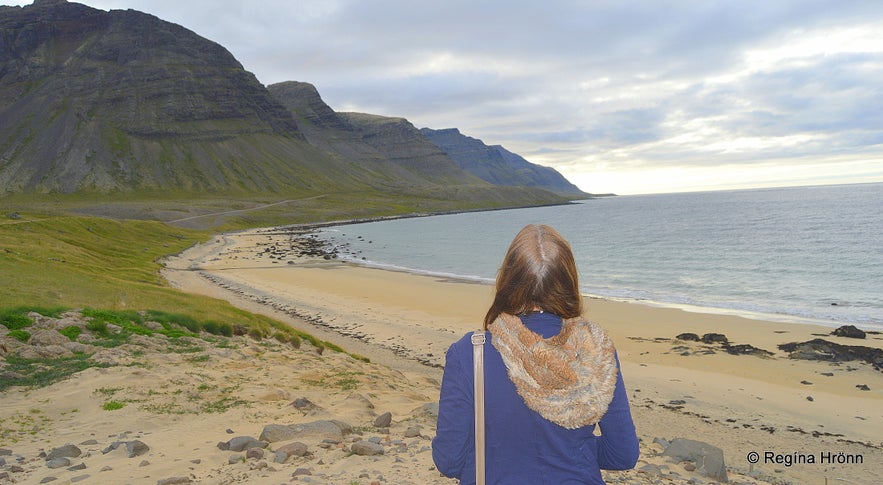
[[161, 227, 883, 485]]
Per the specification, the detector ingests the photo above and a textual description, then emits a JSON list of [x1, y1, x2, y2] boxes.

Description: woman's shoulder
[[445, 329, 484, 353]]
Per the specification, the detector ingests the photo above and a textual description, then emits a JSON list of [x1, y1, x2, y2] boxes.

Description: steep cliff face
[[338, 112, 482, 185], [0, 1, 332, 194], [269, 82, 483, 186], [269, 82, 583, 194], [0, 1, 573, 209], [421, 128, 587, 197]]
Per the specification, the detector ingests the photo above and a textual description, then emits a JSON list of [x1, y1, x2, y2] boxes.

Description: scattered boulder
[[274, 442, 309, 463], [831, 325, 866, 339], [102, 440, 150, 458], [291, 397, 318, 411], [223, 436, 267, 452], [661, 438, 728, 483], [351, 440, 384, 456], [46, 457, 71, 469], [413, 402, 438, 418], [46, 444, 81, 461], [374, 411, 392, 428], [28, 330, 71, 347], [157, 477, 192, 485], [259, 420, 352, 443]]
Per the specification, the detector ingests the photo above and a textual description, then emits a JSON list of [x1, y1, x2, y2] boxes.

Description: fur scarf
[[488, 313, 618, 429]]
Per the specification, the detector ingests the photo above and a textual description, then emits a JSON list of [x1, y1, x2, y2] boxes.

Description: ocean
[[316, 183, 883, 331]]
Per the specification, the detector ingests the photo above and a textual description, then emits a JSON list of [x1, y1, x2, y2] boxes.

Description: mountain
[[0, 1, 577, 209], [267, 81, 483, 188], [421, 128, 587, 197], [269, 81, 585, 197], [0, 0, 360, 195]]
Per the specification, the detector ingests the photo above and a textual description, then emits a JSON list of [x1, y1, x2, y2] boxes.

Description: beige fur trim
[[489, 313, 618, 429]]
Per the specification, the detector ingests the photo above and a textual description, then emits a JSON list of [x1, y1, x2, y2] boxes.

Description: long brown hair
[[483, 224, 583, 329]]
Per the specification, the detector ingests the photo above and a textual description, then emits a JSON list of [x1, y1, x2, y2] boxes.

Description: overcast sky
[[5, 0, 883, 194]]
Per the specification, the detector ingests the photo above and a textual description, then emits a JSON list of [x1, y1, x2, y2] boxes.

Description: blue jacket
[[432, 312, 639, 484]]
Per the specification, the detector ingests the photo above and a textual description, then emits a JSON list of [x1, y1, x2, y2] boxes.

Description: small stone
[[228, 454, 243, 465], [351, 440, 384, 456], [291, 397, 316, 411], [374, 411, 393, 428], [157, 477, 192, 485], [246, 448, 264, 460], [126, 440, 149, 458], [47, 444, 82, 461], [46, 458, 71, 469], [276, 441, 308, 461], [806, 395, 814, 402], [226, 436, 267, 452], [856, 384, 870, 391], [404, 426, 422, 438]]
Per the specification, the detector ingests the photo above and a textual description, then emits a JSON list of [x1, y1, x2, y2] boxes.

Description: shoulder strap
[[471, 330, 486, 485]]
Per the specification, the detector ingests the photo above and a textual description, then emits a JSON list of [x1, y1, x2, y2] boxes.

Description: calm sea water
[[316, 183, 883, 331]]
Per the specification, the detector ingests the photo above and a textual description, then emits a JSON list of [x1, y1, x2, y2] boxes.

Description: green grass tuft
[[58, 326, 82, 340], [0, 354, 108, 392], [8, 329, 30, 342], [102, 400, 125, 411]]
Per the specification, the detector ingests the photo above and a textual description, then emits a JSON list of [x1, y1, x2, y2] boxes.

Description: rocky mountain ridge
[[0, 1, 583, 207], [421, 127, 586, 196]]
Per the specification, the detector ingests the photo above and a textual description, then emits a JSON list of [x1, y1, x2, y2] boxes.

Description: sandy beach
[[3, 226, 881, 484]]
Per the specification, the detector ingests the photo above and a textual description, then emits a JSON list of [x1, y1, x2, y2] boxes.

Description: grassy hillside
[[0, 211, 337, 350], [0, 187, 569, 231]]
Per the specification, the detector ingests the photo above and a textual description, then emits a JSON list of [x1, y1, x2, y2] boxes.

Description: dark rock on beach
[[831, 325, 866, 339], [778, 338, 883, 371], [675, 333, 701, 342], [675, 332, 772, 358], [701, 333, 728, 345], [723, 343, 773, 358]]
